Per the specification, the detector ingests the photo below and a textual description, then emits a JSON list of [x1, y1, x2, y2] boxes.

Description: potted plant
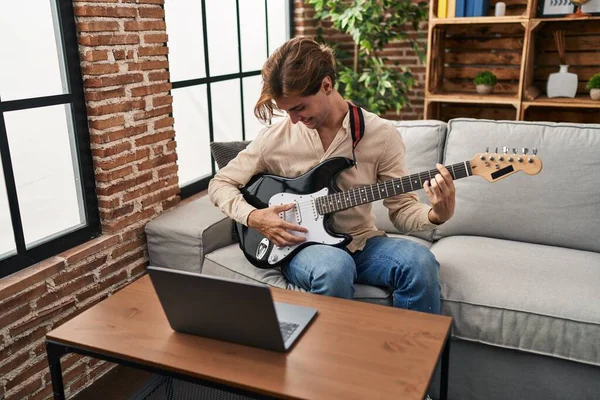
[[474, 71, 497, 95], [586, 73, 600, 101], [307, 0, 428, 115]]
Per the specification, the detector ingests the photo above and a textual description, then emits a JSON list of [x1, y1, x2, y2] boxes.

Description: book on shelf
[[448, 0, 457, 17], [472, 0, 490, 16], [438, 0, 448, 18], [456, 0, 467, 17], [436, 0, 491, 19], [465, 0, 475, 17]]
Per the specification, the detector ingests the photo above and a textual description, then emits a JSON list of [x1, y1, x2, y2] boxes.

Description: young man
[[208, 37, 455, 314]]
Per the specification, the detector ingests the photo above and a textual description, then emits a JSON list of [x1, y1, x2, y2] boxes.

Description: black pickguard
[[236, 157, 354, 269]]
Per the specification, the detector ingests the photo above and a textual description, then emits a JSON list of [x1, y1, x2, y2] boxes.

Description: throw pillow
[[210, 141, 251, 169]]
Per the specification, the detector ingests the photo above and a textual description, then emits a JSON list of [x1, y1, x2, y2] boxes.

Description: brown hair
[[254, 37, 336, 122]]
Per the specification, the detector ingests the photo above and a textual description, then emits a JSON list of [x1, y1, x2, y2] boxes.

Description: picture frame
[[538, 0, 576, 17], [581, 0, 600, 15]]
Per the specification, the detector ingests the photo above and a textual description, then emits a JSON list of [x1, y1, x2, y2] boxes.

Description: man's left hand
[[424, 164, 456, 225]]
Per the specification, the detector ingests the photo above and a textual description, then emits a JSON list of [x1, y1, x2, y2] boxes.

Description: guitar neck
[[316, 161, 472, 215]]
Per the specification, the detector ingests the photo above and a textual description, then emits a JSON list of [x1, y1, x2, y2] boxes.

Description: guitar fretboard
[[315, 161, 472, 215]]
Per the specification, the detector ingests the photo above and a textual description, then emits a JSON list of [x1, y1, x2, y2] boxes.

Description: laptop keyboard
[[279, 321, 300, 342]]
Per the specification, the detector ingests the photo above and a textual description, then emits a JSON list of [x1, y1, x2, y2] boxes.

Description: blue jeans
[[281, 235, 440, 314]]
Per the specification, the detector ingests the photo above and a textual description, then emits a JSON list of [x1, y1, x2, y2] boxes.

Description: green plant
[[473, 71, 497, 87], [307, 0, 428, 115], [586, 73, 600, 90]]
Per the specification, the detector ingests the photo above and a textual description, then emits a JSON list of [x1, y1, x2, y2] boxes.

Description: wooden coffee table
[[46, 274, 451, 400]]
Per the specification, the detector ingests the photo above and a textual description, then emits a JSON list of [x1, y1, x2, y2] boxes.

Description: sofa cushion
[[435, 118, 600, 253], [202, 234, 431, 305], [433, 235, 600, 366], [210, 140, 251, 169], [372, 120, 447, 241], [202, 245, 394, 306], [203, 245, 294, 289], [392, 120, 447, 166], [145, 196, 233, 273], [203, 233, 433, 307]]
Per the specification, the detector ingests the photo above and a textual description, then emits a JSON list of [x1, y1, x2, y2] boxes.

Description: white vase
[[476, 84, 494, 94], [591, 89, 600, 101], [495, 1, 506, 16], [547, 65, 578, 98]]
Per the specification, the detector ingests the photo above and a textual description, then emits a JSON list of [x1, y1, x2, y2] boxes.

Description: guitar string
[[280, 158, 539, 217], [285, 164, 470, 217], [285, 162, 469, 214]]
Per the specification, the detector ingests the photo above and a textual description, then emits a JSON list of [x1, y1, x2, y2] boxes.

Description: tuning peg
[[532, 148, 538, 156], [523, 148, 529, 154], [512, 147, 517, 154], [486, 146, 489, 153], [503, 146, 508, 154], [495, 147, 499, 154]]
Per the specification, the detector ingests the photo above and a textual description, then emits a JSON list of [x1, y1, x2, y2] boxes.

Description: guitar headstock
[[469, 147, 542, 182]]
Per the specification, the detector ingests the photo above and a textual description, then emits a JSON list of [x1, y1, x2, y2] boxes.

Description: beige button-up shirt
[[208, 108, 437, 252]]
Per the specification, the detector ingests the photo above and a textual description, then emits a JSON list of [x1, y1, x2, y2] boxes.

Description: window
[[0, 0, 100, 278], [164, 0, 293, 197]]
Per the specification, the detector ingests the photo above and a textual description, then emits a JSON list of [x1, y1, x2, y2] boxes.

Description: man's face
[[274, 78, 331, 129]]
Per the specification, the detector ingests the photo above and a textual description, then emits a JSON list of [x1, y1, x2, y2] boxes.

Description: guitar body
[[237, 157, 354, 269]]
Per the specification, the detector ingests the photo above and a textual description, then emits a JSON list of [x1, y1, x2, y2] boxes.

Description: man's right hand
[[247, 203, 308, 247]]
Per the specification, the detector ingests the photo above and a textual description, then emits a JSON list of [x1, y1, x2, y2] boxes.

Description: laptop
[[147, 266, 317, 352]]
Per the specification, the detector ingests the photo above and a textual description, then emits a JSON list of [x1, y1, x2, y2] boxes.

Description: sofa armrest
[[145, 196, 235, 273]]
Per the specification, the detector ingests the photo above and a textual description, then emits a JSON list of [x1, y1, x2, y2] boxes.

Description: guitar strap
[[347, 101, 365, 167]]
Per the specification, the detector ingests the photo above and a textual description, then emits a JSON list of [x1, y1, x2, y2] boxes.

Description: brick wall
[[293, 0, 428, 120], [0, 0, 177, 398]]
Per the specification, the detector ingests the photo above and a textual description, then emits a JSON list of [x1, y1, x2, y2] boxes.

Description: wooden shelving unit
[[427, 93, 519, 104], [429, 16, 528, 25], [523, 95, 600, 107], [424, 0, 600, 123]]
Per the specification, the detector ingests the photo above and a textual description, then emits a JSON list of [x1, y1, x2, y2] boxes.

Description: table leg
[[46, 340, 69, 400], [439, 336, 450, 400]]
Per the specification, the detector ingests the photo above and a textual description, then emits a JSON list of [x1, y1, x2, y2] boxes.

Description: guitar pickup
[[279, 202, 302, 225], [293, 200, 302, 224]]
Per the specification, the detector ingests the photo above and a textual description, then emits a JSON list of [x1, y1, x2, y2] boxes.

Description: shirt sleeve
[[377, 123, 439, 233], [207, 133, 268, 226]]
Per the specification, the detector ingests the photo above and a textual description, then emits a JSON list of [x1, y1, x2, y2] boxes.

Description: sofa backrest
[[434, 118, 600, 253], [371, 120, 447, 241]]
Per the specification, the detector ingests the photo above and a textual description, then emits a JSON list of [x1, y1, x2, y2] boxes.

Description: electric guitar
[[236, 149, 542, 269]]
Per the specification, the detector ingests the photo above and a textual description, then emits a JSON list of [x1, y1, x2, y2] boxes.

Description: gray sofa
[[146, 118, 600, 400]]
